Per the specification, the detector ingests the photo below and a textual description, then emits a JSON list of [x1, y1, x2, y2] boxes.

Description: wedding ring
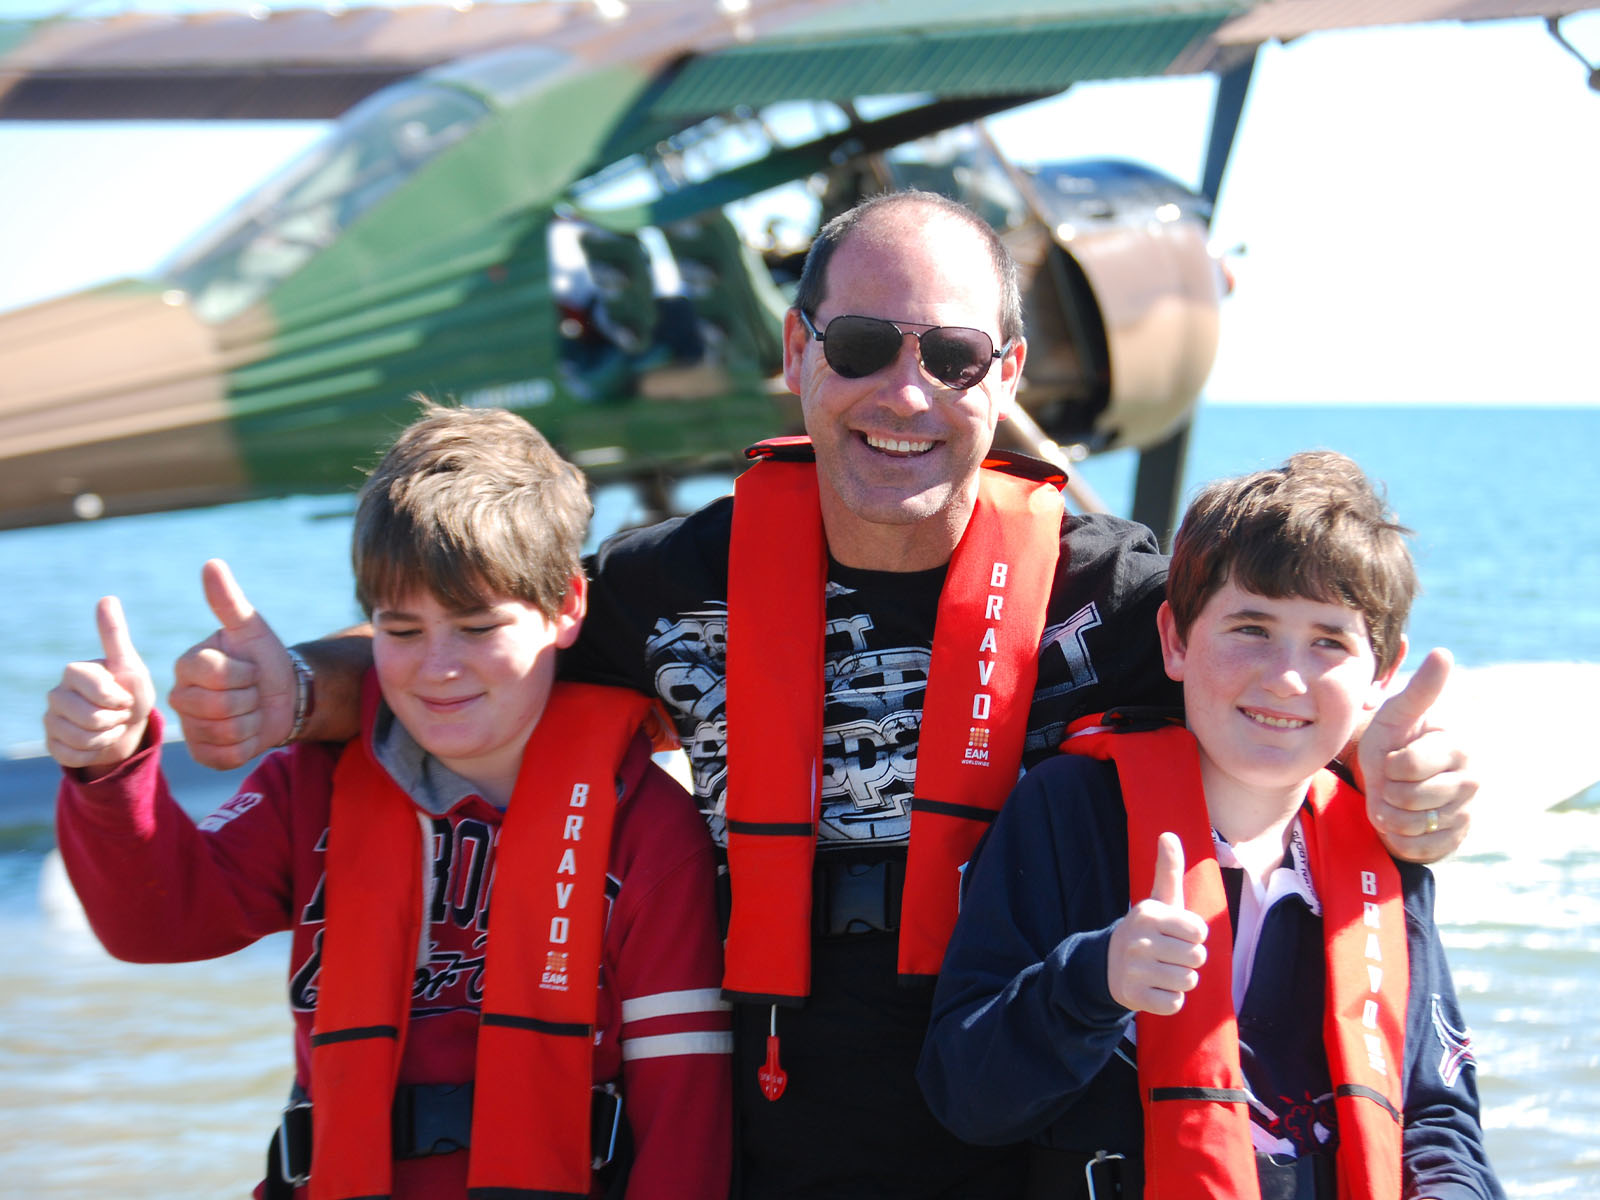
[[1424, 808, 1440, 835]]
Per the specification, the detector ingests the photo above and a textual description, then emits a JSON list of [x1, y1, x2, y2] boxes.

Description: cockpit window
[[882, 128, 1030, 233], [162, 81, 489, 322]]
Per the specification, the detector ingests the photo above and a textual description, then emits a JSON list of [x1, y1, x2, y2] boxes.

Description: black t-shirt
[[564, 494, 1178, 1198]]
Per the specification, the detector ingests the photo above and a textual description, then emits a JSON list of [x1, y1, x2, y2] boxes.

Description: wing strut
[[1546, 17, 1600, 92], [1131, 51, 1257, 549]]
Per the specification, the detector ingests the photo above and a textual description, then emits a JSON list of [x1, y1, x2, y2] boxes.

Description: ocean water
[[1, 402, 1597, 1195]]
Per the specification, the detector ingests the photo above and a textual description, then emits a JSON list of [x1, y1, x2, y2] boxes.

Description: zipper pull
[[758, 1004, 787, 1101]]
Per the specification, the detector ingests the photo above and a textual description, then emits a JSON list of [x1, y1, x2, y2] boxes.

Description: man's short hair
[[1165, 450, 1416, 675], [793, 190, 1024, 347], [353, 400, 591, 620]]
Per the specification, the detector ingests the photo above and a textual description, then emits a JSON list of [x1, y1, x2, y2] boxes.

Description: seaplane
[[1, 0, 1596, 544]]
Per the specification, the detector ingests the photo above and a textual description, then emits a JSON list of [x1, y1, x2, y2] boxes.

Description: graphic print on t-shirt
[[1023, 601, 1105, 756], [645, 579, 948, 849], [287, 815, 620, 1018]]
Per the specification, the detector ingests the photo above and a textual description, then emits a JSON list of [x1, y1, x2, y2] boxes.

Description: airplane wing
[[3, 0, 1587, 124], [1215, 0, 1598, 46], [2, 0, 1593, 538], [0, 0, 1244, 121]]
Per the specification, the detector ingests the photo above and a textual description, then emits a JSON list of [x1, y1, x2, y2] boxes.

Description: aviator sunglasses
[[798, 310, 1008, 391]]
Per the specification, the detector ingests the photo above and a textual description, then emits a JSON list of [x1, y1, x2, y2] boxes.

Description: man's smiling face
[[783, 202, 1022, 571]]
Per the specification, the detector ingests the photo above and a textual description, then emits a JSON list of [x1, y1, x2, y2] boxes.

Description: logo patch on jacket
[[1431, 993, 1475, 1086], [198, 792, 263, 831]]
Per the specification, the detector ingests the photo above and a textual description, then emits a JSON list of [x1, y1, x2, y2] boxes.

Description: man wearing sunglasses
[[169, 190, 1477, 1200]]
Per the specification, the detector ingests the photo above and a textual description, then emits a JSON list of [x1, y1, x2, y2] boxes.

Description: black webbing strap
[[263, 1083, 625, 1196]]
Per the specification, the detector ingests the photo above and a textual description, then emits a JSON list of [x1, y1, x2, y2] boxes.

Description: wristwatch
[[278, 647, 316, 746]]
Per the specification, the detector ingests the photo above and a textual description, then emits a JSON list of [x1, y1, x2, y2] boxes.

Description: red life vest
[[309, 681, 652, 1200], [1062, 717, 1407, 1200], [723, 437, 1064, 1000]]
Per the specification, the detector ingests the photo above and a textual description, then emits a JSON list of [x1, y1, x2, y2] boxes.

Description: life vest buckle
[[812, 856, 904, 937], [394, 1081, 472, 1158], [277, 1093, 313, 1189], [591, 1084, 624, 1169], [1084, 1150, 1128, 1199]]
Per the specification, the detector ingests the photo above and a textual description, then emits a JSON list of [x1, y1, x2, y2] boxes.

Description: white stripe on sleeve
[[621, 1031, 735, 1061], [620, 987, 731, 1023]]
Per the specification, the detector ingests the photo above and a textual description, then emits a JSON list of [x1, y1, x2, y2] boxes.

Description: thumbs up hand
[[168, 559, 296, 768], [1107, 832, 1210, 1015], [1357, 647, 1475, 862], [45, 596, 158, 775]]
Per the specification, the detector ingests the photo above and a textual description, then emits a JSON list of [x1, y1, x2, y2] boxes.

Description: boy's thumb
[[96, 595, 143, 673], [1149, 832, 1185, 908]]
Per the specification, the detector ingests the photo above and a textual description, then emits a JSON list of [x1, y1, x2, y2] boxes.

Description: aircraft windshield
[[882, 128, 1030, 233], [162, 80, 490, 323]]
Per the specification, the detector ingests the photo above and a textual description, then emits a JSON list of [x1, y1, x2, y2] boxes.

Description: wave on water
[[1408, 660, 1600, 824]]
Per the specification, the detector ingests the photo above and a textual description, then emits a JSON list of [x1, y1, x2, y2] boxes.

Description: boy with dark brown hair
[[919, 451, 1501, 1200]]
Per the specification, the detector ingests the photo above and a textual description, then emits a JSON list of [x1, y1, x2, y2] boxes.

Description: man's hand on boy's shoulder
[[1356, 649, 1477, 864], [169, 559, 299, 769]]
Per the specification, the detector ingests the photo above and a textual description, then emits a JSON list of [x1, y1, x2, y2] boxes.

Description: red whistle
[[759, 1034, 787, 1100]]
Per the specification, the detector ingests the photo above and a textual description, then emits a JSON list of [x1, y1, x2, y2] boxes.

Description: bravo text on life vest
[[1360, 868, 1390, 1077], [541, 780, 591, 991], [964, 561, 1009, 766]]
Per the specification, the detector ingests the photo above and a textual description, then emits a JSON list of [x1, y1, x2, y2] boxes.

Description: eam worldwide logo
[[542, 950, 570, 990]]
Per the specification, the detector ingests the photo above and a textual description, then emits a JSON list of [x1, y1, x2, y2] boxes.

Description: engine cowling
[[1005, 158, 1224, 455]]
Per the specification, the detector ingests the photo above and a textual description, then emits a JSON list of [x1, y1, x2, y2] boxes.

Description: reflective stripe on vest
[[724, 438, 1063, 999], [1062, 718, 1406, 1200], [310, 681, 651, 1200]]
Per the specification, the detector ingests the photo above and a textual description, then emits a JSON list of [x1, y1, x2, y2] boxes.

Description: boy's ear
[[555, 572, 587, 649], [1156, 601, 1186, 682], [1367, 633, 1408, 708]]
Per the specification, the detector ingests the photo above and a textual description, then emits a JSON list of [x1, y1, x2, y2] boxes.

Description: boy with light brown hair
[[47, 402, 731, 1200]]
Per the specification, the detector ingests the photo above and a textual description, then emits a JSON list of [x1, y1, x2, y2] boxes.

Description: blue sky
[[0, 7, 1596, 405]]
